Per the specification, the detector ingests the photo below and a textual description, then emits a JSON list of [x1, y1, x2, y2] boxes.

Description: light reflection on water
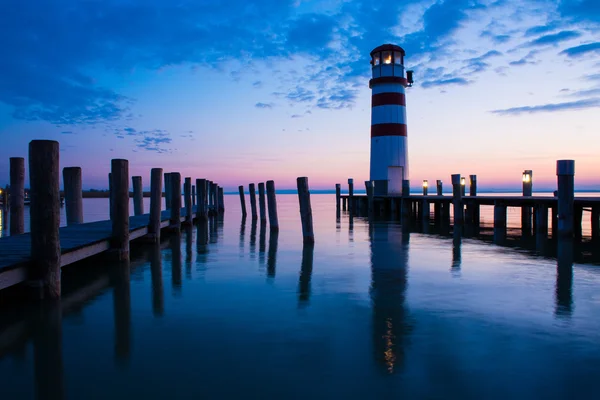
[[0, 194, 600, 399]]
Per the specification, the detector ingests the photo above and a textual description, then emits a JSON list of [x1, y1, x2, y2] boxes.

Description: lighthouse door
[[387, 166, 404, 195]]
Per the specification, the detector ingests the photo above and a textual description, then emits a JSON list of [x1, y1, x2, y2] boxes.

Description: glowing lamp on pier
[[460, 177, 466, 186], [422, 180, 428, 195], [522, 171, 532, 183]]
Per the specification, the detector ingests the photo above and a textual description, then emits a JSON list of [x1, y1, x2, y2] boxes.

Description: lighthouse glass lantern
[[369, 44, 411, 196]]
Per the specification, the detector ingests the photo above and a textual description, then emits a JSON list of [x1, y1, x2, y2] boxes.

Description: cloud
[[567, 88, 600, 97], [491, 98, 600, 115], [524, 30, 581, 47], [255, 102, 274, 109], [508, 50, 539, 66], [61, 131, 75, 135], [524, 22, 561, 37], [584, 74, 600, 81], [480, 31, 511, 44], [252, 81, 263, 88], [286, 13, 336, 53], [560, 42, 600, 57], [112, 127, 172, 153], [421, 77, 471, 89]]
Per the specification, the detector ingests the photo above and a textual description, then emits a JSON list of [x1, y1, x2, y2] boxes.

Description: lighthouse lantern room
[[369, 44, 413, 196]]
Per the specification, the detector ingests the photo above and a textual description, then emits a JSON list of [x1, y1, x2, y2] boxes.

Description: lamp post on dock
[[422, 180, 428, 196]]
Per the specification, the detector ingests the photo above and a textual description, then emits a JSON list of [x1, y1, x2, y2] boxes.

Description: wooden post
[[535, 204, 548, 238], [110, 159, 130, 261], [469, 175, 477, 196], [469, 174, 479, 225], [452, 174, 463, 224], [184, 177, 192, 225], [342, 197, 347, 211], [365, 181, 374, 216], [494, 201, 507, 243], [164, 173, 172, 209], [170, 172, 181, 231], [197, 179, 207, 220], [206, 180, 213, 211], [63, 167, 83, 225], [218, 186, 225, 213], [211, 183, 219, 214], [574, 205, 583, 240], [551, 205, 558, 239], [266, 180, 279, 231], [29, 140, 61, 298], [436, 180, 443, 196], [238, 185, 247, 217], [592, 207, 600, 242], [522, 170, 533, 236], [434, 180, 442, 223], [557, 160, 574, 239], [109, 172, 113, 221], [348, 178, 354, 215], [249, 183, 258, 220], [335, 184, 341, 211], [9, 157, 25, 235], [461, 176, 466, 197], [148, 168, 163, 243], [297, 177, 314, 244], [421, 199, 429, 223], [132, 176, 144, 216], [192, 185, 196, 207], [401, 179, 411, 223]]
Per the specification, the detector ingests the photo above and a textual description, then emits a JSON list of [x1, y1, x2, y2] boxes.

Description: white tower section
[[369, 44, 410, 196]]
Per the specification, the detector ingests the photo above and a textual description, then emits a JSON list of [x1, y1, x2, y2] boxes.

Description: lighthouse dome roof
[[370, 44, 405, 56]]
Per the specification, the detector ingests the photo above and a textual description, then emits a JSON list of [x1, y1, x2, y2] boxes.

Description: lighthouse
[[369, 44, 413, 196]]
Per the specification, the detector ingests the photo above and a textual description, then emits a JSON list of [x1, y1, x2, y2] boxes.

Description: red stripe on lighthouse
[[371, 123, 407, 137], [372, 92, 406, 107]]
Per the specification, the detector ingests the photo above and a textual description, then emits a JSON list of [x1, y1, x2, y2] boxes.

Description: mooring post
[[239, 185, 247, 218], [557, 160, 575, 239], [249, 183, 258, 220], [218, 186, 225, 214], [469, 174, 479, 225], [169, 172, 181, 232], [348, 178, 354, 216], [164, 173, 172, 209], [109, 172, 113, 221], [522, 170, 533, 236], [132, 176, 144, 216], [148, 168, 163, 243], [9, 157, 25, 235], [63, 167, 83, 226], [365, 181, 374, 216], [212, 183, 219, 215], [206, 180, 212, 212], [434, 180, 442, 223], [335, 184, 341, 211], [297, 177, 314, 244], [535, 204, 549, 239], [452, 174, 464, 225], [192, 185, 196, 207], [493, 200, 507, 244], [197, 179, 207, 220], [258, 183, 267, 221], [110, 159, 130, 261], [29, 141, 61, 298], [266, 180, 279, 231], [184, 177, 192, 225], [342, 197, 347, 211]]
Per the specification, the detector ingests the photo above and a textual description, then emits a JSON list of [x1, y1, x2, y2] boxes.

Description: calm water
[[1, 194, 600, 399]]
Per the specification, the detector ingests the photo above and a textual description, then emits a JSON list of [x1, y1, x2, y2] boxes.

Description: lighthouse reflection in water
[[369, 222, 412, 374]]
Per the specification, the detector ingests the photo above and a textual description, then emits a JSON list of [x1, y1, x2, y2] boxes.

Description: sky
[[0, 0, 599, 191]]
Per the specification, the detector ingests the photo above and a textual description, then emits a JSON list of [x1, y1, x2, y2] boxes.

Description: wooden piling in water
[[494, 201, 507, 243], [535, 204, 548, 239], [132, 176, 144, 216], [63, 167, 83, 226], [109, 172, 113, 221], [401, 179, 411, 224], [110, 159, 130, 261], [266, 180, 279, 231], [164, 173, 172, 209], [469, 174, 479, 225], [249, 183, 258, 220], [197, 179, 207, 220], [29, 140, 61, 299], [342, 197, 347, 211], [434, 180, 442, 222], [184, 177, 192, 225], [218, 186, 225, 214], [192, 185, 196, 207], [335, 184, 341, 211], [148, 168, 163, 243], [348, 178, 354, 215], [452, 174, 463, 224], [297, 177, 314, 244], [557, 160, 574, 239], [365, 181, 374, 216], [239, 185, 247, 218], [170, 173, 181, 232], [9, 157, 25, 235]]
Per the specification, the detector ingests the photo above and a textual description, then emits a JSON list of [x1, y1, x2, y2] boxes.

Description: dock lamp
[[422, 180, 428, 195], [522, 170, 532, 196], [460, 177, 466, 196]]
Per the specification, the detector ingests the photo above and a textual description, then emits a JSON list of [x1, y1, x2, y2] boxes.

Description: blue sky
[[0, 0, 599, 190]]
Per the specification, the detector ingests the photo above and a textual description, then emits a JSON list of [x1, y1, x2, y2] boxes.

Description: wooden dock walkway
[[0, 207, 197, 291]]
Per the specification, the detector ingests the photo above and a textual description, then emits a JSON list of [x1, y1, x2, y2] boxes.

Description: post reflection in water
[[111, 262, 131, 364], [149, 244, 164, 317], [209, 216, 218, 244], [249, 218, 257, 259], [298, 243, 314, 305], [239, 216, 246, 256], [369, 222, 411, 375], [196, 220, 209, 275], [259, 221, 267, 265], [451, 228, 462, 277], [170, 234, 182, 294], [348, 215, 354, 242], [555, 239, 574, 318], [267, 230, 279, 278], [185, 225, 193, 280], [33, 302, 64, 400]]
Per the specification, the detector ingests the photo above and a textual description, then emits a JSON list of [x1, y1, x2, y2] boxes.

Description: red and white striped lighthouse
[[369, 44, 412, 196]]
